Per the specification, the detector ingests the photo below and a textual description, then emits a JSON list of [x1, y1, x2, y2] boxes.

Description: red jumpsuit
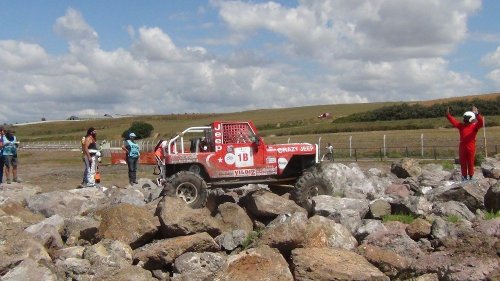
[[446, 112, 483, 177]]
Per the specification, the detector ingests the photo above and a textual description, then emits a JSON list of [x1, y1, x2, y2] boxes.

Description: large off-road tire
[[292, 167, 333, 213], [165, 171, 208, 209]]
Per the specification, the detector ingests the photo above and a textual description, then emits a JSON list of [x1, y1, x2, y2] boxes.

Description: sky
[[0, 0, 499, 123]]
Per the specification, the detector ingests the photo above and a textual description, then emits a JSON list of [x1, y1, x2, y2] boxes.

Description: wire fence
[[19, 135, 499, 161]]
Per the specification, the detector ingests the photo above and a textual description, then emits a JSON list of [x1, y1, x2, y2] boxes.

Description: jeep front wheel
[[292, 169, 332, 213], [167, 171, 208, 208]]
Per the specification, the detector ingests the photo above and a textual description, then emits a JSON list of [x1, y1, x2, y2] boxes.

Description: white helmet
[[463, 111, 476, 122]]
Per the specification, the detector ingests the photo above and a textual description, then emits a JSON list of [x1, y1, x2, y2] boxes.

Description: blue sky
[[0, 0, 499, 123]]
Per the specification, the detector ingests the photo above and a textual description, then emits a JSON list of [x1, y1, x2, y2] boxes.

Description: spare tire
[[292, 167, 333, 213], [166, 171, 208, 208]]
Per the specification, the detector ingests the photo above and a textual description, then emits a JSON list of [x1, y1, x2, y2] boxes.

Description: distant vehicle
[[155, 120, 332, 211], [318, 112, 332, 119]]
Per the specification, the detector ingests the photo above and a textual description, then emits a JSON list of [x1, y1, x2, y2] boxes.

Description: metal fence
[[19, 136, 498, 161]]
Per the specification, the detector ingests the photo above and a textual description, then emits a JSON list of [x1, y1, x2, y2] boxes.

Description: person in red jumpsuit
[[446, 106, 483, 180]]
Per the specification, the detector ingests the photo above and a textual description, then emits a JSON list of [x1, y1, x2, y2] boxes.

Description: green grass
[[445, 214, 462, 223], [382, 213, 416, 224], [485, 211, 500, 220], [241, 228, 264, 249]]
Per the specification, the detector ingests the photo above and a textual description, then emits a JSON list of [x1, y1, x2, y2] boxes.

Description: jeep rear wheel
[[292, 169, 332, 213], [167, 171, 208, 208]]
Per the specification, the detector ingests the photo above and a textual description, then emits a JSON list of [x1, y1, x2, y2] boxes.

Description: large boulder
[[83, 239, 133, 274], [426, 182, 489, 212], [313, 195, 370, 222], [0, 184, 41, 205], [0, 198, 45, 225], [431, 201, 475, 222], [481, 157, 500, 179], [258, 212, 308, 255], [96, 203, 158, 249], [357, 244, 412, 278], [291, 247, 389, 281], [215, 202, 254, 234], [0, 258, 58, 281], [213, 245, 293, 281], [173, 252, 226, 281], [157, 197, 223, 237], [391, 158, 422, 178], [241, 189, 306, 218], [484, 181, 500, 212], [133, 232, 219, 270], [303, 215, 358, 250], [26, 187, 108, 218], [0, 233, 52, 275]]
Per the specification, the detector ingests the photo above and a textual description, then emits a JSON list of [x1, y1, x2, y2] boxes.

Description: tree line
[[333, 96, 500, 123]]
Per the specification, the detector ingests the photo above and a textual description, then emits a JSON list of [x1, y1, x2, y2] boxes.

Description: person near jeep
[[446, 106, 483, 181], [2, 129, 20, 183], [121, 132, 140, 185], [83, 127, 98, 187]]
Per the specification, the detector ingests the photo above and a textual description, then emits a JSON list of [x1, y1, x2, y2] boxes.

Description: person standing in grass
[[446, 106, 483, 181], [121, 132, 140, 185], [2, 129, 20, 184]]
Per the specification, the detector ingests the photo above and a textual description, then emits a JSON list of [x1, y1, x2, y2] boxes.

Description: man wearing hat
[[446, 106, 484, 181], [121, 132, 140, 185], [2, 129, 20, 183]]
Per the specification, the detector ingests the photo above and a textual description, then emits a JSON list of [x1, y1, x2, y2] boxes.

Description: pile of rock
[[0, 158, 499, 280]]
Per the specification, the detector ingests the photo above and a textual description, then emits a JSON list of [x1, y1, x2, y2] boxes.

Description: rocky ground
[[1, 156, 499, 280]]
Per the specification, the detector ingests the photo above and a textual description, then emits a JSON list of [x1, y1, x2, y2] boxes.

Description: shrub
[[445, 214, 461, 223], [122, 121, 154, 139], [485, 211, 500, 220], [242, 228, 263, 249], [382, 213, 415, 224]]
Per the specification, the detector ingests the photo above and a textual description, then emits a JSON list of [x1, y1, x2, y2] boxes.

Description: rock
[[173, 252, 226, 281], [0, 198, 45, 225], [481, 157, 500, 179], [133, 232, 219, 270], [391, 158, 422, 178], [258, 212, 308, 255], [355, 219, 387, 242], [369, 199, 391, 219], [106, 186, 147, 206], [241, 189, 306, 218], [98, 265, 157, 281], [426, 182, 488, 212], [1, 258, 58, 281], [96, 203, 158, 249], [385, 184, 411, 198], [213, 245, 293, 281], [157, 197, 223, 238], [63, 215, 100, 246], [431, 201, 475, 221], [363, 221, 423, 259], [431, 217, 458, 240], [420, 164, 451, 188], [291, 247, 389, 281], [215, 229, 248, 251], [26, 187, 107, 218], [83, 239, 133, 271], [484, 182, 500, 212], [215, 202, 253, 233], [390, 196, 433, 217], [475, 217, 500, 237], [55, 257, 91, 277], [24, 222, 64, 250], [53, 246, 86, 260], [0, 184, 41, 205], [0, 234, 52, 275], [356, 244, 412, 278], [313, 195, 370, 222], [406, 218, 432, 240], [303, 215, 358, 250]]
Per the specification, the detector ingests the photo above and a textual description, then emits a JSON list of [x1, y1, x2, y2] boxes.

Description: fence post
[[379, 148, 383, 161], [354, 148, 358, 162], [349, 136, 352, 157], [383, 135, 386, 157], [433, 147, 437, 160], [405, 146, 409, 157], [318, 137, 322, 160], [421, 133, 424, 158]]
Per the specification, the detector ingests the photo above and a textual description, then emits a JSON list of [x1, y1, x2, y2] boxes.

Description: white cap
[[463, 111, 476, 121], [129, 132, 137, 138]]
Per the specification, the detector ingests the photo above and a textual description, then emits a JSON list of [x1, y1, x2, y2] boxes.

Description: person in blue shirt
[[0, 127, 5, 184], [121, 132, 140, 185], [2, 129, 19, 184]]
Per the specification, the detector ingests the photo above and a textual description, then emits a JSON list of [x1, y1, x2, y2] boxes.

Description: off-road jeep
[[154, 120, 332, 210]]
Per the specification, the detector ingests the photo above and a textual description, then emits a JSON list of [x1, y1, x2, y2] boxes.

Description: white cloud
[[0, 2, 491, 123]]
